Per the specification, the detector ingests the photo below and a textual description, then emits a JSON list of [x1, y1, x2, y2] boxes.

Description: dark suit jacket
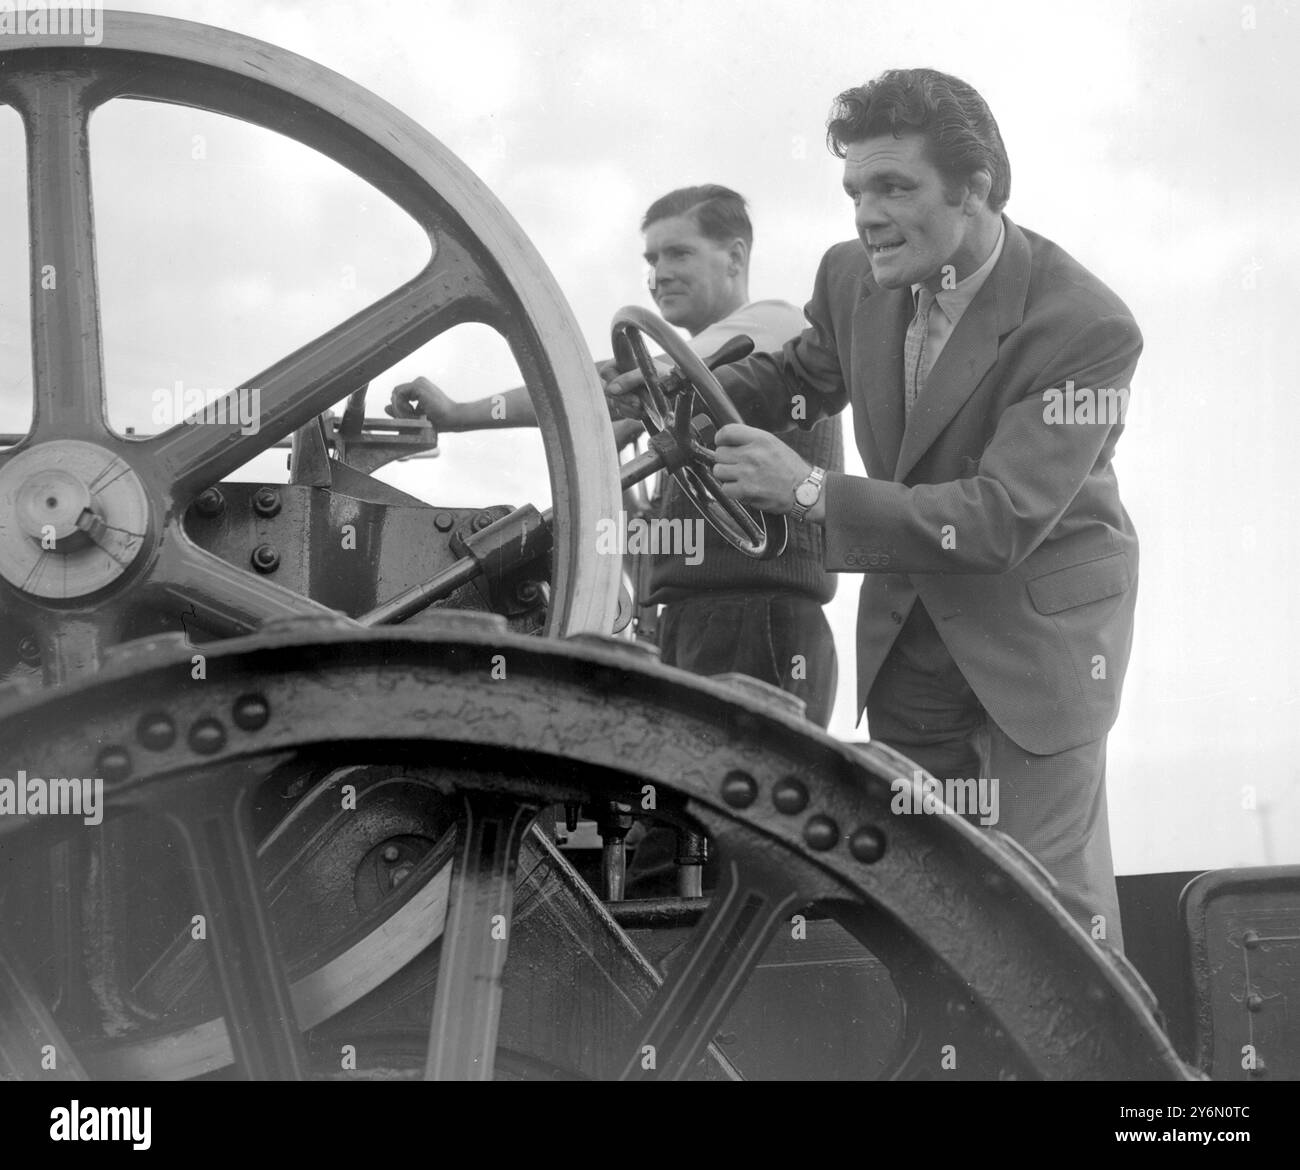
[[717, 216, 1141, 754]]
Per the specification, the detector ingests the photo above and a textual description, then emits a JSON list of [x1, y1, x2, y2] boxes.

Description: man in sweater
[[390, 184, 842, 727]]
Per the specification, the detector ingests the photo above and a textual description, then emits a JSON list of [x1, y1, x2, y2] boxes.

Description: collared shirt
[[910, 219, 1006, 383]]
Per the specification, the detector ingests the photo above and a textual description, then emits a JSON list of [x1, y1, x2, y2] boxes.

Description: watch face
[[795, 481, 819, 506]]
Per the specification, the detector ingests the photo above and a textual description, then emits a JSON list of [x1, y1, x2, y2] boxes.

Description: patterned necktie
[[904, 287, 937, 419]]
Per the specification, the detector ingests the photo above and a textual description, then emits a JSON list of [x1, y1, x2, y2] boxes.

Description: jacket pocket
[[1026, 552, 1131, 615]]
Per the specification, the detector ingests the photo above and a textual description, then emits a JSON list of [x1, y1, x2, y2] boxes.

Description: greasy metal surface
[[0, 9, 621, 689], [1183, 866, 1300, 1081], [0, 624, 1194, 1079]]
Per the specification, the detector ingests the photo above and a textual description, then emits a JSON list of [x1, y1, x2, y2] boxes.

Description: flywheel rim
[[0, 622, 1195, 1081]]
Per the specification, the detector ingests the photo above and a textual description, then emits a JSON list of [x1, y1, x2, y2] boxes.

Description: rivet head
[[771, 777, 808, 815], [382, 844, 401, 863], [16, 635, 41, 666], [232, 693, 270, 731], [849, 825, 886, 863], [97, 746, 131, 783], [391, 865, 413, 887], [252, 486, 282, 517], [720, 771, 758, 808], [1242, 930, 1261, 950], [250, 544, 280, 573], [137, 713, 176, 751], [433, 511, 455, 532], [803, 814, 839, 851], [188, 718, 227, 755], [1247, 992, 1264, 1012], [194, 487, 225, 518]]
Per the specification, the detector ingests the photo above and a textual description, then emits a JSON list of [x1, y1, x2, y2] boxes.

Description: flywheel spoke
[[151, 236, 496, 502], [160, 763, 306, 1080], [425, 793, 540, 1081], [33, 606, 124, 686], [0, 940, 89, 1080], [147, 523, 352, 635], [9, 74, 108, 443], [620, 858, 801, 1080]]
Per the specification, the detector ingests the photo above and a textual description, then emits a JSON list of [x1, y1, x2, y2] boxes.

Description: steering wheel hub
[[0, 440, 149, 599]]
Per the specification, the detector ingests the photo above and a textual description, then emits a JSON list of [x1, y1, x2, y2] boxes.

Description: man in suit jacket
[[612, 69, 1139, 949]]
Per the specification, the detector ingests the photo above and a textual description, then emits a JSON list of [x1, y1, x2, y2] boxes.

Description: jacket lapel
[[856, 278, 911, 476], [893, 216, 1031, 482]]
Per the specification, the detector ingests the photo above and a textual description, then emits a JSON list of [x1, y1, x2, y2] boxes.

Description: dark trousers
[[656, 590, 837, 727], [627, 590, 837, 896], [867, 603, 1125, 951]]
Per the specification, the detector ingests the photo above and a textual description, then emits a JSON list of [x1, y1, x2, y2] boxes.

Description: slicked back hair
[[826, 68, 1010, 212], [641, 185, 753, 252]]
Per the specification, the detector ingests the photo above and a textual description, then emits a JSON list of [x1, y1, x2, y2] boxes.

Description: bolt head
[[188, 718, 227, 755], [252, 487, 282, 517], [16, 636, 40, 666], [250, 544, 280, 573], [803, 814, 839, 851], [721, 771, 758, 808], [232, 693, 270, 731], [97, 746, 131, 783], [849, 825, 886, 864], [137, 713, 176, 751], [771, 777, 809, 815], [194, 488, 225, 518], [433, 511, 454, 532]]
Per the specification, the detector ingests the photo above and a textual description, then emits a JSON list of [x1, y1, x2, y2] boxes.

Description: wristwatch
[[790, 465, 826, 523]]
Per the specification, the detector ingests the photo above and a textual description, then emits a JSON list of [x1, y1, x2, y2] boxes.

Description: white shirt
[[689, 299, 807, 357]]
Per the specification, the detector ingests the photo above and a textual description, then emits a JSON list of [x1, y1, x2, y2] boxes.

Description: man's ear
[[963, 170, 993, 215], [727, 237, 749, 276]]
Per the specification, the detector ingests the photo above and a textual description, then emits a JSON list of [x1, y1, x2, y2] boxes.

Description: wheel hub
[[0, 440, 149, 598]]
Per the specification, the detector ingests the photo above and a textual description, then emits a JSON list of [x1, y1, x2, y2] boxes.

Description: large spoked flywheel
[[0, 11, 622, 690]]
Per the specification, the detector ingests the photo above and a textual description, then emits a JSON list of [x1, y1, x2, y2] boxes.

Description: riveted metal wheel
[[0, 625, 1195, 1080]]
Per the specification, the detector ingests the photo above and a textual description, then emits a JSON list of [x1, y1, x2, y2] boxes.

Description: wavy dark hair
[[826, 68, 1010, 211], [640, 184, 753, 250]]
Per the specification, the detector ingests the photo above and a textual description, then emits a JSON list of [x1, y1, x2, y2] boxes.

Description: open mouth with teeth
[[870, 240, 905, 256]]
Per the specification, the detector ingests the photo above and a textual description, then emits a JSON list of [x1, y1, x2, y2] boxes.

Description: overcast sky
[[1, 0, 1296, 873]]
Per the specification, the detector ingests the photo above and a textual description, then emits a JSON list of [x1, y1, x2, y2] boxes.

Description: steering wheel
[[610, 307, 787, 561], [0, 11, 622, 687]]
